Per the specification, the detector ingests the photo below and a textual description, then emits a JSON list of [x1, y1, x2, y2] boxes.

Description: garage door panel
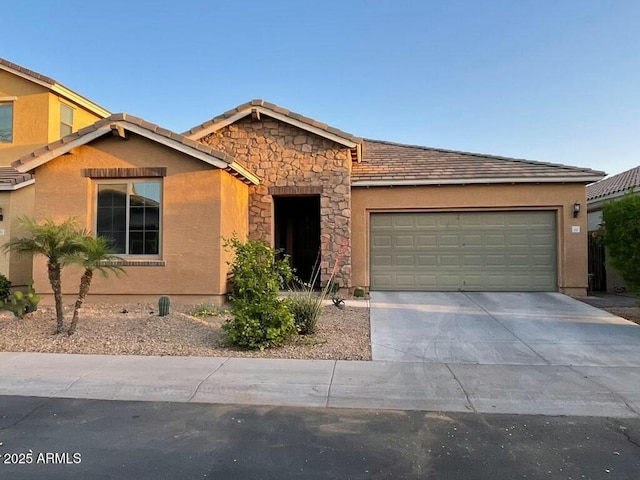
[[372, 254, 393, 266], [371, 211, 557, 291], [395, 235, 415, 247], [416, 255, 437, 266], [417, 234, 437, 246]]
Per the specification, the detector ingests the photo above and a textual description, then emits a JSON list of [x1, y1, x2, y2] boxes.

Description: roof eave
[[0, 178, 35, 191], [1, 62, 110, 119], [187, 106, 359, 148], [13, 121, 259, 185], [351, 175, 606, 187], [50, 84, 110, 118]]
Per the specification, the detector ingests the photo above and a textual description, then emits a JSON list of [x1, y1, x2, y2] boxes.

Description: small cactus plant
[[158, 296, 171, 316], [353, 286, 365, 298]]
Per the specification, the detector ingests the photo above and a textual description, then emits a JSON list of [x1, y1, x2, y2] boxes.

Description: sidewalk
[[1, 352, 638, 418]]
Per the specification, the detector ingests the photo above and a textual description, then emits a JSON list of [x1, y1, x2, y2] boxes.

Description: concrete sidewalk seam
[[444, 363, 476, 413], [187, 357, 231, 403], [325, 361, 337, 407], [60, 356, 125, 395], [462, 292, 552, 366], [566, 365, 640, 417], [372, 342, 426, 362]]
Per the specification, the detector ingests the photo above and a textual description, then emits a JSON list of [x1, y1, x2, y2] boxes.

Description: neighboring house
[[0, 58, 109, 286], [1, 58, 606, 302], [587, 165, 640, 292]]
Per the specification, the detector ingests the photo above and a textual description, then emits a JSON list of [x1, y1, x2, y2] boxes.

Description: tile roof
[[0, 57, 110, 118], [352, 139, 605, 185], [0, 167, 34, 189], [12, 114, 258, 185], [0, 57, 56, 85], [185, 99, 362, 145], [587, 165, 640, 201]]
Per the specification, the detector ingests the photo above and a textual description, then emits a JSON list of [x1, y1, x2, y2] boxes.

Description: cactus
[[353, 286, 365, 298], [158, 296, 171, 316]]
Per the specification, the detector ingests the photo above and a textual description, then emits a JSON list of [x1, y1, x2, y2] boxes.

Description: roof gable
[[352, 139, 605, 186], [12, 114, 259, 185], [184, 99, 362, 152], [0, 57, 110, 118], [587, 165, 640, 202]]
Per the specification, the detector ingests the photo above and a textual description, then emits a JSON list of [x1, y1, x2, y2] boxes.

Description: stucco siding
[[0, 71, 50, 165], [352, 183, 589, 295], [31, 133, 235, 298], [219, 171, 249, 293]]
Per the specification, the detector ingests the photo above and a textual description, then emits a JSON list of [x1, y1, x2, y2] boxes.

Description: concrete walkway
[[1, 351, 639, 418]]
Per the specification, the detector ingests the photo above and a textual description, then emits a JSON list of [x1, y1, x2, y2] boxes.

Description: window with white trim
[[95, 180, 162, 255], [60, 103, 73, 137], [0, 103, 13, 143]]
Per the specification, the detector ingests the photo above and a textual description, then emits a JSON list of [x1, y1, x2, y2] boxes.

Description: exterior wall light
[[573, 202, 581, 218]]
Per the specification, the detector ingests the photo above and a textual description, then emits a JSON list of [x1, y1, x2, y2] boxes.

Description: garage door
[[370, 211, 557, 291]]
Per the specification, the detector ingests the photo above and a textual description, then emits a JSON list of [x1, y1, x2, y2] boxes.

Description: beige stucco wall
[[7, 185, 35, 287], [200, 116, 352, 286], [0, 186, 35, 287], [0, 71, 50, 165], [219, 169, 249, 293], [31, 133, 248, 301], [0, 70, 103, 165], [351, 183, 589, 295]]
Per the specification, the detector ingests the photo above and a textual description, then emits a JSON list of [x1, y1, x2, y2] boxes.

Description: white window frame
[[93, 178, 163, 258], [60, 103, 74, 137], [0, 97, 16, 144]]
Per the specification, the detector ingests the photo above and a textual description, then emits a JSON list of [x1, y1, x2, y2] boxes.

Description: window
[[96, 180, 161, 255], [60, 103, 73, 137], [0, 103, 13, 143]]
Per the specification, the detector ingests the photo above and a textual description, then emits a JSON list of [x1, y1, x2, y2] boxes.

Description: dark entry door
[[588, 233, 606, 292], [274, 196, 321, 284]]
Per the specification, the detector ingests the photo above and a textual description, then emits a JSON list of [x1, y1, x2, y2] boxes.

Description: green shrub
[[224, 299, 295, 349], [600, 193, 640, 295], [3, 281, 40, 319], [327, 280, 340, 295], [0, 273, 11, 303], [289, 292, 323, 335], [222, 237, 295, 349], [192, 303, 226, 317], [353, 286, 365, 298]]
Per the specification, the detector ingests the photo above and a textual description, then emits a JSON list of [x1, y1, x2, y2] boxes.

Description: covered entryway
[[274, 195, 321, 284], [370, 211, 557, 291]]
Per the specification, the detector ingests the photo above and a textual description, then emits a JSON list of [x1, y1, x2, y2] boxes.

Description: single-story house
[[1, 58, 606, 302], [587, 165, 640, 292]]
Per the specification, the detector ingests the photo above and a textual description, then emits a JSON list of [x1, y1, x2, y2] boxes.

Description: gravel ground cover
[[0, 303, 371, 360], [602, 306, 640, 325]]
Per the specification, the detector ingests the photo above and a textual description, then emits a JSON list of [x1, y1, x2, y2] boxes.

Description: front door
[[274, 195, 321, 284]]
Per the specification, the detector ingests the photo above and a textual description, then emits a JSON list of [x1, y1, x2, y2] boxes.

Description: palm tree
[[68, 235, 124, 335], [3, 217, 83, 333]]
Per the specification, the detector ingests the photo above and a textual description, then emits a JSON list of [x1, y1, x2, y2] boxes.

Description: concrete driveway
[[370, 291, 640, 367]]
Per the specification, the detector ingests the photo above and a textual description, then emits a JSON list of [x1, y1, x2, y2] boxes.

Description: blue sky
[[2, 0, 638, 176]]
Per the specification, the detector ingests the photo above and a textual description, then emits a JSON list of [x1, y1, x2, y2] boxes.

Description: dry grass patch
[[0, 303, 370, 360]]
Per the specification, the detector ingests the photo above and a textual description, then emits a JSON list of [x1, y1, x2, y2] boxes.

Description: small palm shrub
[[223, 237, 295, 349], [0, 273, 11, 303]]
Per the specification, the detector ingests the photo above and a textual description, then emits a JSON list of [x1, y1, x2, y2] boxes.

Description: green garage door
[[370, 211, 557, 291]]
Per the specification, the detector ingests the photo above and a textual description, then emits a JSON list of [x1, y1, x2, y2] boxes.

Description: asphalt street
[[0, 395, 639, 479]]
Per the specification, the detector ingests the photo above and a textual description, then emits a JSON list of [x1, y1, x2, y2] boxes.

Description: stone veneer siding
[[200, 116, 352, 287]]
